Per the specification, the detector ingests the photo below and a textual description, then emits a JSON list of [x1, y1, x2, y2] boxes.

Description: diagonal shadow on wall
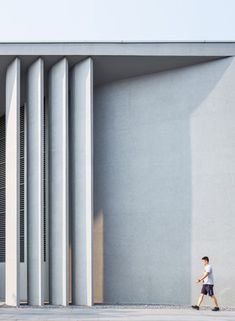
[[93, 57, 232, 305]]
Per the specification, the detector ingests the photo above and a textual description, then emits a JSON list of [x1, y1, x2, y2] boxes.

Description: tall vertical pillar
[[70, 58, 93, 306], [5, 58, 21, 306], [48, 58, 69, 306], [27, 58, 44, 305]]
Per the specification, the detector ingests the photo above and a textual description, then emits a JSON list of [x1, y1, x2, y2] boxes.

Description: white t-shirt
[[204, 264, 214, 285]]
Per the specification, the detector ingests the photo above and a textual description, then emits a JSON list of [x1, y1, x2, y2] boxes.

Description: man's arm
[[196, 272, 209, 283]]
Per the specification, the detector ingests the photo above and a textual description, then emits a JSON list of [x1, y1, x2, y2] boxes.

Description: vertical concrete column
[[70, 58, 93, 306], [5, 58, 21, 306], [48, 58, 69, 306], [27, 58, 44, 305]]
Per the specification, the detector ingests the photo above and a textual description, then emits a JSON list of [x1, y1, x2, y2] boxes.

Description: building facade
[[0, 42, 235, 306]]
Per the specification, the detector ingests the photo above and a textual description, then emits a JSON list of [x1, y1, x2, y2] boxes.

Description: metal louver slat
[[0, 106, 25, 263]]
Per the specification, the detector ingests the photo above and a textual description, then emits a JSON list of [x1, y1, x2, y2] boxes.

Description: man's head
[[201, 256, 209, 265]]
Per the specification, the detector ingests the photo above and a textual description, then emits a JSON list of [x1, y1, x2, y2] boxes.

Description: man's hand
[[196, 272, 208, 284]]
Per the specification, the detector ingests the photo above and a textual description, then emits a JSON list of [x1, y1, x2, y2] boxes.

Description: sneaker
[[212, 307, 220, 311], [192, 305, 199, 310]]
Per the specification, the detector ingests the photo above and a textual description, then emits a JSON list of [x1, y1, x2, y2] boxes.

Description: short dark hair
[[202, 256, 209, 262]]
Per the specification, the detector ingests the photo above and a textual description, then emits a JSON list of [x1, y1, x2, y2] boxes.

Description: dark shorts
[[201, 284, 214, 296]]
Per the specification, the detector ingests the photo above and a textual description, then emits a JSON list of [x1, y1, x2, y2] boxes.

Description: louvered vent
[[0, 116, 5, 262], [43, 104, 47, 262], [20, 105, 25, 263], [0, 106, 25, 263]]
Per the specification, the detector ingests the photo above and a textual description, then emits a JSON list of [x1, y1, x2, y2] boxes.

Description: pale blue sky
[[0, 0, 234, 42]]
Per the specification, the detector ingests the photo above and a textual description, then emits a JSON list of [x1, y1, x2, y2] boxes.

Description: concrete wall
[[93, 57, 235, 305]]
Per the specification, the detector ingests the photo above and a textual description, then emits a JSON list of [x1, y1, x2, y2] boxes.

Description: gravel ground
[[0, 304, 235, 321]]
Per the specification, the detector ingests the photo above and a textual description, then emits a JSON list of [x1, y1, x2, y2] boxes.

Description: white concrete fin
[[48, 58, 69, 306], [70, 58, 93, 306], [5, 58, 21, 307], [27, 58, 44, 306]]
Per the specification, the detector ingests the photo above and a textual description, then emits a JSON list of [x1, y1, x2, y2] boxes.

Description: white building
[[0, 42, 235, 307]]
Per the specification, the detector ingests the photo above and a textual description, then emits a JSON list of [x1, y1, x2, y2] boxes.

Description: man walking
[[192, 256, 220, 311]]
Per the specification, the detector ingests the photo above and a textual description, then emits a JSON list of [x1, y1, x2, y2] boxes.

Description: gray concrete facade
[[93, 56, 235, 306], [0, 42, 235, 307]]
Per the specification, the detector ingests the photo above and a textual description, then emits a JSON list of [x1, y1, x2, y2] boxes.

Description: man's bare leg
[[197, 294, 204, 306], [192, 293, 204, 309], [210, 295, 219, 307]]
